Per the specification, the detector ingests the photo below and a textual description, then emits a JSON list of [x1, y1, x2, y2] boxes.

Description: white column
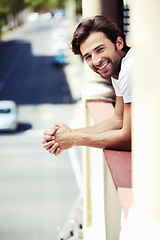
[[122, 0, 160, 239], [82, 0, 103, 84], [82, 0, 102, 18], [81, 1, 106, 240], [66, 0, 76, 24]]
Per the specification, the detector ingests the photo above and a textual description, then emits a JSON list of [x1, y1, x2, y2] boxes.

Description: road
[[0, 15, 84, 240], [0, 16, 75, 104]]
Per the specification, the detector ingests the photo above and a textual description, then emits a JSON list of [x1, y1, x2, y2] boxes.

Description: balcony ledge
[[86, 99, 133, 218]]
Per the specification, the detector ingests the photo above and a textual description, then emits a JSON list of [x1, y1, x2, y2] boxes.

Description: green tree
[[0, 0, 26, 16], [0, 0, 82, 35], [0, 0, 9, 35], [75, 0, 82, 14], [24, 0, 65, 11]]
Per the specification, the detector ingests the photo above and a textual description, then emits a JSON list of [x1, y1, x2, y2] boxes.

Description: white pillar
[[82, 0, 103, 84], [81, 1, 106, 240], [82, 0, 102, 18], [66, 0, 76, 24], [122, 0, 160, 239]]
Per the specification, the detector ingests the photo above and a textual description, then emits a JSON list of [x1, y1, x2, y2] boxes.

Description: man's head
[[71, 15, 129, 55], [71, 15, 129, 79]]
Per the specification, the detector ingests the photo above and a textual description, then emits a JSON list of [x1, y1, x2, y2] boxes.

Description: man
[[42, 15, 133, 155]]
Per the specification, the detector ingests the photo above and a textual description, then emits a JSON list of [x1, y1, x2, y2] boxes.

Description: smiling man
[[81, 32, 124, 80], [42, 15, 133, 155]]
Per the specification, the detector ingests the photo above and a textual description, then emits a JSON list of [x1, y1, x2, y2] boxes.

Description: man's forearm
[[74, 128, 131, 151], [75, 116, 123, 134]]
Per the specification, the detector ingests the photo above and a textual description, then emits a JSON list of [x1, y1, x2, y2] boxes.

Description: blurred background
[[0, 0, 84, 239], [0, 1, 159, 240]]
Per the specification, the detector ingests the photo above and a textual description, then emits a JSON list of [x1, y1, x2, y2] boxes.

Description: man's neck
[[112, 50, 127, 80]]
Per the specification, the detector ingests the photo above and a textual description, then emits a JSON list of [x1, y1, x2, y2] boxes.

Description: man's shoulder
[[120, 48, 134, 76], [122, 48, 134, 66]]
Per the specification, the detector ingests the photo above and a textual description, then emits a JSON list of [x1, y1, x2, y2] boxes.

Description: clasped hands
[[42, 122, 76, 156]]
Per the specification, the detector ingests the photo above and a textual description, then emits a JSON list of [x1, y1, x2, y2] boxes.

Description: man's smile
[[98, 62, 109, 70], [96, 60, 110, 72]]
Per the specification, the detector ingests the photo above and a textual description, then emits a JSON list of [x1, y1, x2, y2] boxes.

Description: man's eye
[[85, 55, 91, 61], [97, 47, 104, 52]]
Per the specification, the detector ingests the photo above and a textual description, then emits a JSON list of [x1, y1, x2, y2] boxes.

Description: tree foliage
[[0, 0, 27, 16], [24, 0, 64, 12], [75, 0, 82, 14], [0, 0, 81, 15], [0, 0, 82, 34]]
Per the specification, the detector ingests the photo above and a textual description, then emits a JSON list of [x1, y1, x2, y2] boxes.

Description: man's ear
[[116, 36, 124, 50]]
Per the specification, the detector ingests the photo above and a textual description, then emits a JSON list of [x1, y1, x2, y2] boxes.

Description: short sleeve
[[111, 49, 133, 103]]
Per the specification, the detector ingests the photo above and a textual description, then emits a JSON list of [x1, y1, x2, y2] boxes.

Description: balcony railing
[[83, 99, 132, 240]]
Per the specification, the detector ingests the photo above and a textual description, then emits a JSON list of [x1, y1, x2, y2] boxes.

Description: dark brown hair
[[71, 15, 129, 55]]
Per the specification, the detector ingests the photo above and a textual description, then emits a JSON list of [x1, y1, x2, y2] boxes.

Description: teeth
[[99, 62, 108, 70]]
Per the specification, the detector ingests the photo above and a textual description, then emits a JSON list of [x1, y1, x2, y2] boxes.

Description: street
[[0, 16, 76, 104], [0, 15, 84, 240]]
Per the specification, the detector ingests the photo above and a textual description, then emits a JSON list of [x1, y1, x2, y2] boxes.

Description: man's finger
[[55, 147, 61, 156], [43, 140, 55, 149], [43, 134, 56, 142], [43, 130, 51, 135], [49, 126, 59, 135], [49, 142, 59, 154]]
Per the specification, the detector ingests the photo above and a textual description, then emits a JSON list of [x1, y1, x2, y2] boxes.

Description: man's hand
[[48, 122, 76, 154], [42, 126, 60, 155]]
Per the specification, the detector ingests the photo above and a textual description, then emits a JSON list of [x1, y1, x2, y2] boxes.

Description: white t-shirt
[[111, 48, 134, 103]]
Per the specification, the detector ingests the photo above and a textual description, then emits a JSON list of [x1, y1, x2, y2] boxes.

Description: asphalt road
[[0, 16, 83, 240], [0, 17, 75, 105]]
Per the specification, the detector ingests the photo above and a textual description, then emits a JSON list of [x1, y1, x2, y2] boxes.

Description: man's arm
[[42, 97, 123, 152], [44, 97, 131, 153], [74, 102, 131, 150], [76, 96, 124, 133]]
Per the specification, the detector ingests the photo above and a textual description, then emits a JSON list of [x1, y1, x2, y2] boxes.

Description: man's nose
[[92, 53, 101, 66]]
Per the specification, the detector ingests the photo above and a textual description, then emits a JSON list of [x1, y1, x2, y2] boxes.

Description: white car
[[0, 101, 18, 132]]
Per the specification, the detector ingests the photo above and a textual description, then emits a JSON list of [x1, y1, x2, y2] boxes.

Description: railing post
[[82, 99, 107, 240]]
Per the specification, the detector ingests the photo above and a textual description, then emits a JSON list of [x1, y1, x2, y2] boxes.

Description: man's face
[[80, 32, 123, 79]]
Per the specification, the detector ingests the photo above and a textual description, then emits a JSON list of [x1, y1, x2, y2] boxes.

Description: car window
[[0, 109, 11, 114]]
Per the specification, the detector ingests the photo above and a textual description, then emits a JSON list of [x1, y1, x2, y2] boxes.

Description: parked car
[[51, 29, 69, 65], [52, 42, 68, 65], [26, 12, 39, 23], [0, 100, 18, 132]]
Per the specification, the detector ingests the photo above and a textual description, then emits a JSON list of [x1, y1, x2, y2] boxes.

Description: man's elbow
[[105, 130, 131, 151], [120, 130, 131, 151], [113, 119, 123, 130], [122, 138, 131, 151]]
